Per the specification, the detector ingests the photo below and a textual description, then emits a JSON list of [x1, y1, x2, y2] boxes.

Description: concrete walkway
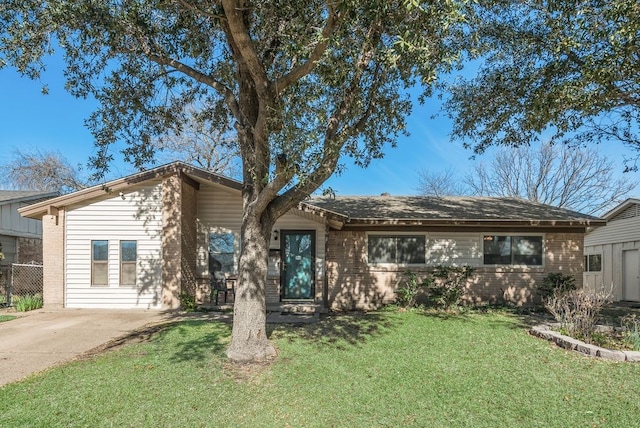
[[0, 308, 174, 387]]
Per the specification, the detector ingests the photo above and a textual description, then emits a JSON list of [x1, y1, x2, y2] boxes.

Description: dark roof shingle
[[306, 195, 601, 223]]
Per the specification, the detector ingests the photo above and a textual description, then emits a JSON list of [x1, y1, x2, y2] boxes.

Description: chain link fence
[[0, 263, 43, 307]]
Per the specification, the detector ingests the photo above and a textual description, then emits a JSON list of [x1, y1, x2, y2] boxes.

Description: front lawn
[[1, 308, 639, 427]]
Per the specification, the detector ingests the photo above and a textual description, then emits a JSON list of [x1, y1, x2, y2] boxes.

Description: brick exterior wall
[[326, 230, 585, 310], [16, 237, 43, 264], [161, 174, 182, 309], [42, 210, 65, 309], [161, 173, 199, 309], [326, 230, 394, 310], [180, 178, 198, 298]]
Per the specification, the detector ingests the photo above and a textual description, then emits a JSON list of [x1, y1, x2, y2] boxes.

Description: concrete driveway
[[0, 308, 172, 387]]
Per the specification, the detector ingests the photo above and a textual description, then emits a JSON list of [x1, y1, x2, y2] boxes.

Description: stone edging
[[530, 324, 640, 362]]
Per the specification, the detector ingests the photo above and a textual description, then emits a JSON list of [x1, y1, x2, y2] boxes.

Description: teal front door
[[281, 230, 315, 300]]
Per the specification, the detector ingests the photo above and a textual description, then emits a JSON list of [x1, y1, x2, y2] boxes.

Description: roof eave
[[298, 201, 349, 230], [342, 218, 607, 228], [601, 198, 640, 220], [1, 192, 59, 206], [19, 161, 242, 219]]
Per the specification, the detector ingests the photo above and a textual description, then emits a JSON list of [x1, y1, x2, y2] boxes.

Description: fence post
[[7, 266, 12, 307], [0, 266, 9, 306]]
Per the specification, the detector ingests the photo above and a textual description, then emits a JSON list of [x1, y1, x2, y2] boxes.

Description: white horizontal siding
[[65, 183, 163, 309], [586, 216, 640, 246], [427, 232, 482, 267]]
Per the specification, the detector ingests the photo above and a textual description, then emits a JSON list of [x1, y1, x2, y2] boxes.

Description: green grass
[[0, 315, 15, 323], [1, 308, 640, 427]]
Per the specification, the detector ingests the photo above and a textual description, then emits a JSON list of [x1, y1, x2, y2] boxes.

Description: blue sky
[[0, 57, 636, 197]]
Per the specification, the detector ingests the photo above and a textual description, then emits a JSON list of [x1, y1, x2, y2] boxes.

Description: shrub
[[396, 271, 431, 309], [13, 294, 44, 312], [544, 288, 611, 343], [426, 265, 474, 311], [621, 314, 640, 351], [537, 273, 576, 299], [179, 292, 197, 312]]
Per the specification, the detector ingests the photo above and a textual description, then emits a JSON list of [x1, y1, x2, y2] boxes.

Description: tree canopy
[[0, 0, 471, 362], [444, 0, 640, 165]]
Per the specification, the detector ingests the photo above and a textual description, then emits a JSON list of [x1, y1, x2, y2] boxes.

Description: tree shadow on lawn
[[268, 310, 399, 350], [165, 320, 229, 363], [82, 318, 229, 364]]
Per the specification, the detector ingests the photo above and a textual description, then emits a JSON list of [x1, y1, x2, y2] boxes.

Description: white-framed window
[[91, 240, 109, 286], [120, 240, 137, 286], [367, 234, 426, 265], [209, 232, 236, 274], [483, 235, 543, 266], [584, 254, 602, 272]]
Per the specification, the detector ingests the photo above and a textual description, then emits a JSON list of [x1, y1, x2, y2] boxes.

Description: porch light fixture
[[273, 230, 279, 241]]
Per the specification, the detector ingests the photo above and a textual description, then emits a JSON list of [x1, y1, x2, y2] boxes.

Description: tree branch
[[175, 0, 223, 20], [274, 1, 338, 94], [220, 0, 270, 97], [147, 53, 240, 119]]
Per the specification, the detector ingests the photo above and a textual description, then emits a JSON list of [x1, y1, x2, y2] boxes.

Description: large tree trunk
[[226, 208, 277, 363]]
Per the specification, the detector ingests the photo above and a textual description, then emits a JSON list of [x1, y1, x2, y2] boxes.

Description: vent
[[611, 204, 639, 222]]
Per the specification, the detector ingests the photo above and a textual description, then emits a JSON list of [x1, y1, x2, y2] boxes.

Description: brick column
[[42, 210, 65, 309], [180, 179, 198, 297], [161, 173, 200, 309], [161, 174, 182, 309]]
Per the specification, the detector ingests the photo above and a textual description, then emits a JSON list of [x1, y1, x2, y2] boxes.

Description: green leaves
[[0, 0, 472, 195], [444, 0, 640, 158]]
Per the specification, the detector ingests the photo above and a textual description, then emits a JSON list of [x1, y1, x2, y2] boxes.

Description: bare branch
[[465, 142, 635, 215], [0, 149, 88, 193]]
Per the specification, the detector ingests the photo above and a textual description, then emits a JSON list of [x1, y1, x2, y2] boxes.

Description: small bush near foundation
[[621, 314, 640, 351], [13, 294, 43, 312], [545, 288, 611, 343], [537, 273, 576, 299], [396, 271, 431, 309], [179, 292, 197, 312], [397, 266, 475, 310], [426, 265, 474, 311]]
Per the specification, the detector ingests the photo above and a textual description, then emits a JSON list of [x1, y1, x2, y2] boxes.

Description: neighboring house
[[19, 162, 603, 311], [0, 190, 58, 268], [584, 198, 640, 301]]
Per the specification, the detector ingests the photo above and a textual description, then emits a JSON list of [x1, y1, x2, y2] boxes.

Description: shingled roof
[[305, 195, 604, 227], [0, 190, 59, 205]]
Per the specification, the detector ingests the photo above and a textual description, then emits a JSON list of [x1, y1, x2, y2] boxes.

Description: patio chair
[[209, 254, 234, 305]]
